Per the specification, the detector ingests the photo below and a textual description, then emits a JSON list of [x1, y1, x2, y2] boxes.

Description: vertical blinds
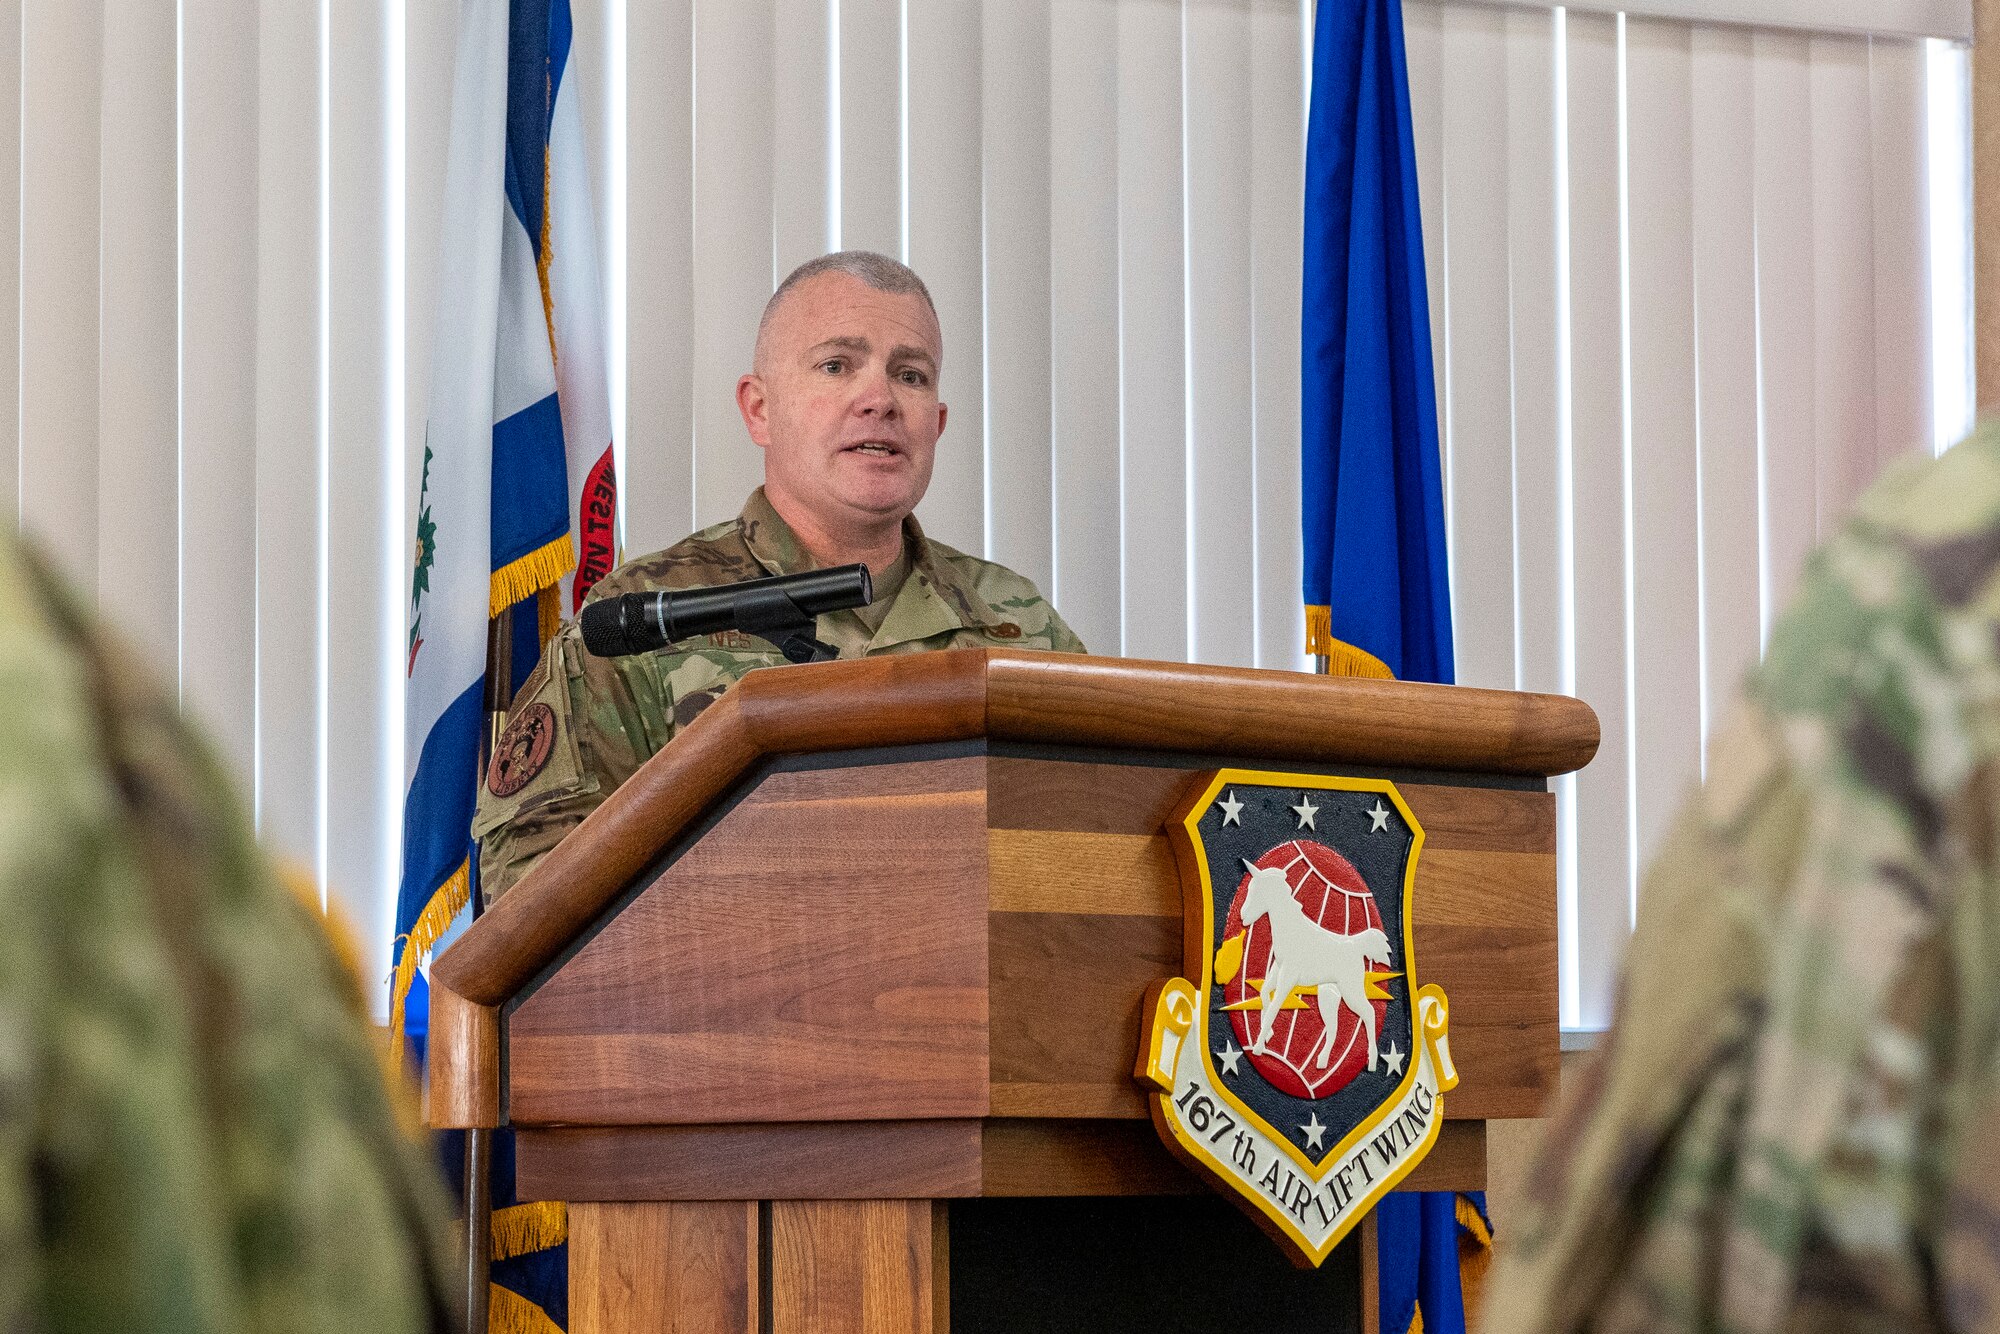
[[1402, 4, 1946, 1023], [0, 0, 1959, 1022]]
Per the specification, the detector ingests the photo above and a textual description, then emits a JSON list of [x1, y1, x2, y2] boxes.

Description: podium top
[[432, 648, 1598, 1006]]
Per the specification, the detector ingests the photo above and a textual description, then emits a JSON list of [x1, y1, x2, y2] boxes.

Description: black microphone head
[[579, 596, 632, 657]]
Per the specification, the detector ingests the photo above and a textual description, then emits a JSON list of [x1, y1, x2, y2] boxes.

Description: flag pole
[[460, 612, 511, 1334]]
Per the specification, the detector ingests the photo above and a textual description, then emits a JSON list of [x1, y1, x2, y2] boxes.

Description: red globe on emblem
[[1222, 840, 1389, 1099]]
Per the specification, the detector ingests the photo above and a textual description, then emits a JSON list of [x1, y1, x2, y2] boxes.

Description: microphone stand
[[729, 582, 840, 663]]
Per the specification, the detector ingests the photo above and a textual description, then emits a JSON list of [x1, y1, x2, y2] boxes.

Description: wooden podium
[[426, 649, 1597, 1333]]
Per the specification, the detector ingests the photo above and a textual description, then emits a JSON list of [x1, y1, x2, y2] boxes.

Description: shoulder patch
[[487, 702, 556, 797]]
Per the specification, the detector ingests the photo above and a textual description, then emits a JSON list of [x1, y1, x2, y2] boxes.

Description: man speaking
[[473, 251, 1084, 902]]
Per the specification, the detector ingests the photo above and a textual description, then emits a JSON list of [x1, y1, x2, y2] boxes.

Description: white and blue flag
[[393, 0, 617, 1066]]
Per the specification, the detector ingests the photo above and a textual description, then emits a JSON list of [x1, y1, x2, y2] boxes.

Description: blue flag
[[1301, 0, 1452, 685], [1302, 2, 1482, 1329]]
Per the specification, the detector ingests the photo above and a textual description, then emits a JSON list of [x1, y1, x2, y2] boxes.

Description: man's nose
[[850, 368, 899, 417]]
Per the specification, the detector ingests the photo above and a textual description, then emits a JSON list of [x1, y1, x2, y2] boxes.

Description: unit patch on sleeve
[[1137, 770, 1456, 1268], [486, 702, 556, 797]]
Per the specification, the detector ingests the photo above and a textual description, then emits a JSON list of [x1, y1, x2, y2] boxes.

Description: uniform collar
[[737, 487, 1006, 650]]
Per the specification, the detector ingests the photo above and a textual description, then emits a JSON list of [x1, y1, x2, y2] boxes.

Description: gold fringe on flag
[[1305, 606, 1396, 679], [387, 858, 471, 1071], [491, 1201, 569, 1262], [489, 1283, 565, 1334], [489, 533, 577, 620], [1456, 1192, 1494, 1324], [537, 143, 560, 370], [537, 584, 562, 646]]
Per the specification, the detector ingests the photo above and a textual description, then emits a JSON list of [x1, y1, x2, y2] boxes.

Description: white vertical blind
[[19, 4, 101, 592], [1690, 24, 1758, 745], [1117, 0, 1189, 665], [620, 0, 694, 559], [180, 0, 259, 795], [979, 0, 1054, 596], [253, 0, 323, 888], [906, 0, 984, 555], [1186, 0, 1257, 670], [99, 0, 177, 664], [329, 0, 398, 947], [689, 0, 773, 527], [1047, 0, 1122, 653], [0, 0, 1959, 1026]]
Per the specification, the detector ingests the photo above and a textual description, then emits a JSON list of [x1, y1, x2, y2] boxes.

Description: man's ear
[[737, 373, 771, 448], [935, 401, 948, 439]]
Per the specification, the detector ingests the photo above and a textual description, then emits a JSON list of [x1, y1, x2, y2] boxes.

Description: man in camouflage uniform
[[0, 526, 460, 1333], [1481, 421, 2000, 1333], [475, 251, 1082, 902]]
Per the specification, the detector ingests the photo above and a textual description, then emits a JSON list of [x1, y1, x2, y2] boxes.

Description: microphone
[[579, 564, 873, 663]]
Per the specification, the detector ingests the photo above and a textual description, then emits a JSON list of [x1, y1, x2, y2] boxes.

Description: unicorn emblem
[[1239, 859, 1395, 1072]]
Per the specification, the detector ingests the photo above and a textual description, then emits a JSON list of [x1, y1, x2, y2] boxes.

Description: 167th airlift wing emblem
[[1137, 771, 1456, 1267]]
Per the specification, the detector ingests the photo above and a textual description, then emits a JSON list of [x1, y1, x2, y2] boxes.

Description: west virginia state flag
[[396, 1, 615, 1329], [1302, 2, 1482, 1329]]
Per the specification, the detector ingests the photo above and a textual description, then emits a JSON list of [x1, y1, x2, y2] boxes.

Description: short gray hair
[[755, 250, 938, 359]]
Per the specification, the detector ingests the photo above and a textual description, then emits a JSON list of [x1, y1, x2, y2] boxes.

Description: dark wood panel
[[517, 1122, 982, 1202], [978, 1120, 1485, 1196], [1416, 924, 1559, 1120], [439, 649, 1596, 1005], [988, 758, 1194, 835], [424, 981, 498, 1129], [771, 1200, 938, 1334], [437, 691, 762, 1006], [508, 760, 990, 1125], [980, 1119, 1202, 1196], [1401, 783, 1555, 854], [570, 1200, 756, 1334], [988, 910, 1178, 1109]]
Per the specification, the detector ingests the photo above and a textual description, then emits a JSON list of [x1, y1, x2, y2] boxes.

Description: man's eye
[[898, 369, 928, 386], [819, 358, 845, 374]]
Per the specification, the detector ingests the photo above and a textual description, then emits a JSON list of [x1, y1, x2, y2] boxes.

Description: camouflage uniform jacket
[[1482, 421, 2000, 1334], [474, 487, 1085, 901], [0, 531, 459, 1333]]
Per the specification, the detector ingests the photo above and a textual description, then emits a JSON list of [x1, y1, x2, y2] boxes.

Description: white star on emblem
[[1217, 790, 1244, 827], [1368, 800, 1392, 832], [1301, 1112, 1328, 1150], [1291, 795, 1319, 830], [1382, 1040, 1406, 1077], [1216, 1042, 1243, 1076]]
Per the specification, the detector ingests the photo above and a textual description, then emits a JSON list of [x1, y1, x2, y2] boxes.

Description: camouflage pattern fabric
[[0, 529, 459, 1334], [475, 487, 1085, 902], [1481, 422, 2000, 1334]]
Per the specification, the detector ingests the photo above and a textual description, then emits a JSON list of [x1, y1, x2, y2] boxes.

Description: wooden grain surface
[[569, 1200, 756, 1334], [516, 1122, 982, 1202], [423, 981, 498, 1129], [986, 761, 1561, 1123], [509, 760, 990, 1126], [435, 649, 1596, 1005], [770, 1200, 938, 1334], [978, 1119, 1486, 1197]]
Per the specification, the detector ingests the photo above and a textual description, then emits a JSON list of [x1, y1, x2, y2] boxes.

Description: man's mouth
[[844, 441, 901, 458]]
